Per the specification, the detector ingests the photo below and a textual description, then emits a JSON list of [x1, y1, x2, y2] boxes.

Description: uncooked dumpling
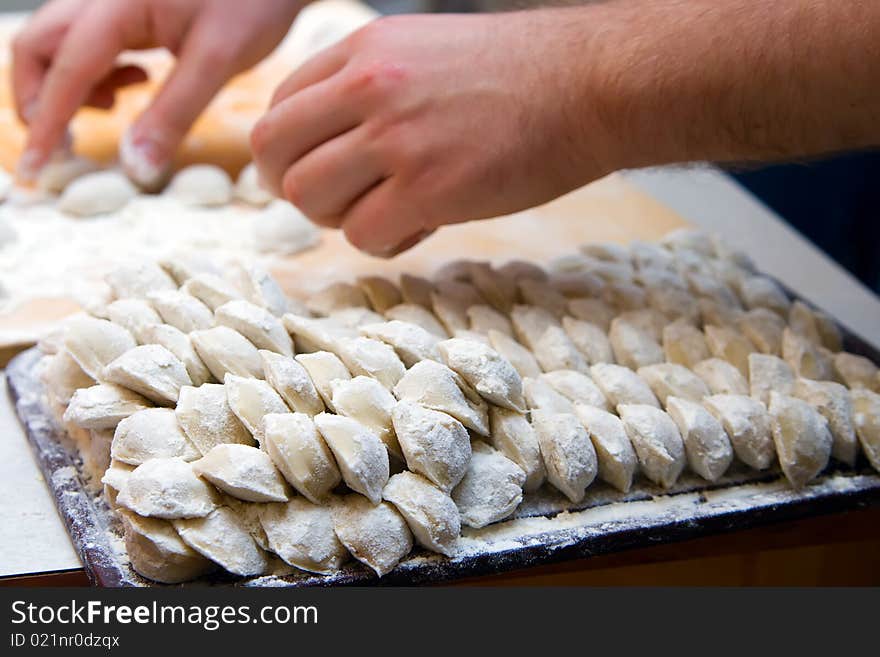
[[167, 164, 232, 206], [618, 404, 686, 488], [637, 363, 710, 407], [336, 337, 406, 390], [294, 351, 351, 412], [111, 408, 200, 465], [384, 303, 448, 338], [833, 352, 879, 391], [190, 326, 263, 380], [215, 299, 293, 356], [488, 406, 546, 492], [331, 376, 402, 461], [573, 405, 638, 493], [486, 329, 542, 379], [253, 200, 320, 255], [42, 349, 93, 405], [331, 495, 413, 577], [702, 394, 775, 470], [452, 441, 525, 529], [522, 376, 576, 414], [116, 457, 218, 519], [192, 444, 289, 502], [64, 383, 151, 430], [307, 282, 369, 316], [103, 344, 192, 406], [313, 413, 390, 504], [258, 497, 348, 574], [531, 410, 597, 503], [382, 471, 460, 557], [360, 320, 441, 367], [224, 373, 290, 443], [768, 392, 832, 488], [532, 326, 590, 374], [609, 317, 664, 370], [64, 314, 137, 379], [851, 389, 880, 471], [748, 354, 795, 407], [234, 162, 274, 206], [57, 170, 137, 216], [468, 304, 514, 337], [539, 370, 609, 411], [562, 317, 614, 365], [105, 298, 162, 343], [590, 363, 660, 408], [260, 350, 324, 415], [283, 314, 356, 353], [662, 320, 710, 369], [399, 274, 435, 309], [692, 358, 749, 396], [148, 290, 214, 333], [437, 337, 526, 412], [357, 275, 402, 313], [181, 273, 243, 311], [105, 261, 177, 300], [174, 506, 269, 576], [175, 383, 255, 454], [233, 262, 290, 317], [138, 323, 213, 386], [665, 396, 734, 482], [793, 378, 858, 466]]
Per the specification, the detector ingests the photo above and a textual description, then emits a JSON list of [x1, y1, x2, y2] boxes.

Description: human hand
[[252, 11, 615, 257], [13, 0, 305, 187]]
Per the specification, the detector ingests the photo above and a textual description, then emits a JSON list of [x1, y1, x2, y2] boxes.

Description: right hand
[[12, 0, 305, 187]]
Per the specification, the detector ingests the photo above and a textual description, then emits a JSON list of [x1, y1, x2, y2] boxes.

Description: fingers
[[269, 42, 349, 108], [251, 75, 362, 196], [84, 65, 149, 109], [279, 124, 386, 219]]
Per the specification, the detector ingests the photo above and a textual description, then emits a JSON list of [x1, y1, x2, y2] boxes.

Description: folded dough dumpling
[[437, 337, 526, 412], [233, 263, 290, 317], [452, 441, 525, 529], [738, 308, 785, 355], [215, 299, 293, 357], [393, 360, 489, 436], [258, 497, 349, 574], [105, 260, 176, 299], [540, 370, 609, 411], [167, 164, 232, 206], [181, 273, 243, 311], [692, 358, 749, 396], [64, 383, 151, 430], [702, 394, 775, 470], [356, 275, 402, 313], [567, 297, 615, 332], [382, 471, 460, 557], [116, 457, 219, 519], [119, 509, 216, 584], [665, 396, 734, 482], [510, 304, 560, 349], [306, 282, 369, 316], [64, 314, 137, 380], [532, 326, 590, 374], [573, 405, 638, 493], [486, 329, 542, 379], [331, 495, 413, 577], [191, 326, 263, 380], [105, 298, 162, 343], [331, 376, 402, 461], [174, 506, 269, 577], [139, 323, 213, 386], [112, 408, 200, 465], [781, 327, 832, 380], [662, 320, 711, 369], [260, 350, 324, 416], [562, 317, 614, 365], [103, 344, 192, 406], [748, 354, 795, 406], [467, 304, 514, 337], [768, 392, 833, 488], [518, 279, 568, 318], [224, 373, 290, 444], [833, 352, 879, 391], [192, 444, 289, 502], [294, 351, 351, 412], [42, 349, 93, 405], [360, 320, 441, 368], [176, 384, 254, 458], [704, 325, 754, 378], [522, 377, 575, 414], [336, 336, 406, 390], [391, 401, 472, 492], [148, 290, 214, 333], [101, 459, 135, 508], [852, 389, 880, 471], [262, 413, 341, 503], [531, 410, 598, 502], [590, 363, 660, 408], [313, 413, 390, 504], [793, 378, 858, 466], [609, 318, 665, 370], [637, 363, 710, 407], [489, 406, 546, 492], [618, 404, 686, 489]]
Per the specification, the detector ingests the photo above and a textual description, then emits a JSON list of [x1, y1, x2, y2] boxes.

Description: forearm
[[571, 0, 880, 173]]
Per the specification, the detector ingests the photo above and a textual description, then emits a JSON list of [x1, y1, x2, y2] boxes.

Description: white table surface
[[2, 165, 878, 578]]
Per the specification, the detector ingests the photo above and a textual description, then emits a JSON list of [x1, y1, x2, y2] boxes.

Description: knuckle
[[281, 169, 305, 208], [345, 59, 408, 99], [249, 119, 271, 156]]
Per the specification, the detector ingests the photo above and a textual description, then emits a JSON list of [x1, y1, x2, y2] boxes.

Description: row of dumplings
[[40, 229, 880, 582]]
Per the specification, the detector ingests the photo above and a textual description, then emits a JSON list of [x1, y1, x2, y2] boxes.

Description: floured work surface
[[10, 341, 880, 586]]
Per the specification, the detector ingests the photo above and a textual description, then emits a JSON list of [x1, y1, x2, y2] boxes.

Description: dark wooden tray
[[8, 330, 880, 586]]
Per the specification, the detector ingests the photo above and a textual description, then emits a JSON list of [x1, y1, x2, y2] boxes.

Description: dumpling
[[357, 275, 403, 313], [181, 273, 243, 311], [852, 389, 880, 472], [331, 376, 402, 461], [313, 413, 390, 504], [112, 408, 200, 465], [224, 374, 289, 444], [703, 394, 775, 470], [306, 282, 369, 316], [331, 495, 413, 577], [215, 299, 293, 356], [191, 326, 263, 380], [192, 444, 288, 502], [166, 164, 232, 206], [138, 323, 213, 386], [523, 377, 575, 414], [234, 162, 274, 206], [518, 279, 568, 318], [101, 459, 135, 508], [487, 329, 542, 379], [393, 360, 489, 435], [384, 303, 448, 338], [329, 307, 385, 329], [57, 170, 137, 216], [294, 351, 351, 411], [116, 457, 218, 519], [692, 358, 749, 396], [360, 320, 441, 367], [590, 363, 660, 408], [618, 404, 686, 488], [704, 325, 755, 378], [562, 317, 614, 365], [531, 326, 590, 374], [42, 349, 93, 405], [148, 290, 214, 333], [64, 384, 151, 430], [738, 275, 790, 315], [233, 263, 290, 317], [469, 264, 518, 313], [252, 200, 320, 255], [175, 383, 255, 454], [103, 344, 192, 406], [336, 337, 406, 389], [437, 338, 525, 412], [539, 370, 609, 411], [793, 379, 858, 466], [399, 273, 435, 309], [738, 308, 785, 355], [258, 498, 348, 574], [567, 297, 615, 332], [768, 392, 832, 488], [488, 406, 546, 492], [834, 352, 880, 391], [158, 251, 222, 285], [391, 401, 471, 492], [260, 350, 324, 415], [383, 471, 460, 557], [64, 314, 137, 379], [665, 396, 734, 482], [531, 410, 597, 503], [662, 320, 710, 369], [573, 405, 638, 493], [283, 314, 356, 353], [105, 298, 162, 343], [637, 363, 710, 407], [510, 304, 560, 350], [467, 304, 514, 337], [609, 317, 664, 370], [262, 412, 341, 503], [748, 353, 795, 406], [781, 328, 832, 380], [452, 441, 525, 529], [175, 507, 269, 576]]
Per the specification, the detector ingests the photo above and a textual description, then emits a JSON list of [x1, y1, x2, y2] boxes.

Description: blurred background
[[3, 0, 878, 293]]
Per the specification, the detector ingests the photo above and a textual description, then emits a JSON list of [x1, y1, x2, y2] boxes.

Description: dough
[[105, 298, 162, 343], [192, 444, 289, 502], [313, 413, 390, 504], [793, 378, 858, 466], [306, 282, 369, 316], [399, 273, 435, 308], [294, 351, 351, 412], [522, 376, 575, 414], [331, 376, 402, 460], [232, 263, 290, 317], [486, 329, 542, 379], [393, 360, 489, 436], [382, 471, 460, 557], [572, 405, 638, 493], [833, 352, 879, 391], [748, 353, 795, 406], [175, 506, 269, 576], [647, 285, 700, 324], [234, 162, 274, 206], [57, 170, 137, 216], [782, 328, 832, 380], [64, 314, 137, 379], [590, 363, 660, 408], [166, 164, 232, 206], [699, 298, 743, 328], [437, 337, 526, 412], [489, 406, 546, 491], [532, 326, 590, 374], [469, 264, 518, 313], [531, 410, 597, 503], [253, 200, 320, 255], [42, 349, 93, 405], [637, 363, 710, 407], [430, 290, 469, 335], [329, 307, 385, 328], [360, 320, 441, 368], [738, 308, 785, 355], [662, 319, 711, 369], [112, 408, 200, 465], [103, 344, 192, 406], [738, 275, 790, 316], [258, 498, 348, 575], [191, 326, 263, 380], [704, 325, 754, 378], [215, 299, 293, 356], [392, 401, 471, 492], [384, 303, 449, 338], [101, 459, 135, 508], [175, 383, 255, 454], [562, 317, 614, 365], [148, 290, 214, 333], [467, 304, 514, 337], [510, 304, 560, 350], [768, 392, 832, 488], [518, 279, 568, 318], [452, 440, 525, 528], [567, 297, 615, 332], [138, 323, 213, 386], [618, 404, 686, 488], [356, 275, 402, 313], [224, 373, 290, 443], [702, 394, 774, 470], [105, 261, 177, 299], [262, 412, 341, 503], [540, 370, 609, 411], [181, 273, 243, 311], [331, 495, 413, 577], [283, 314, 357, 353], [260, 350, 325, 415], [692, 358, 749, 396], [120, 510, 216, 584], [116, 457, 218, 519], [665, 396, 734, 482], [64, 384, 151, 430]]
